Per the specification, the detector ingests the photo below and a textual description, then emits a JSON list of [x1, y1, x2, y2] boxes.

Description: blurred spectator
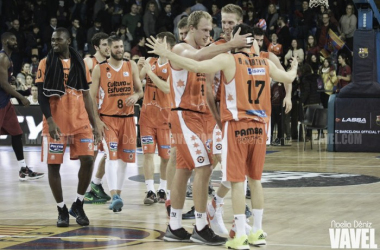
[[336, 53, 351, 91], [212, 18, 222, 41], [277, 16, 291, 54], [307, 54, 320, 73], [94, 0, 107, 21], [25, 74, 34, 91], [266, 3, 278, 36], [318, 58, 337, 107], [16, 63, 31, 88], [57, 0, 69, 27], [191, 0, 208, 12], [112, 0, 124, 29], [69, 19, 86, 56], [117, 25, 133, 52], [123, 51, 131, 60], [268, 33, 282, 62], [28, 85, 39, 105], [71, 0, 87, 25], [97, 4, 114, 34], [211, 4, 221, 27], [284, 39, 304, 69], [33, 0, 48, 28], [25, 26, 43, 57], [244, 8, 256, 27], [271, 80, 286, 145], [173, 6, 190, 40], [177, 17, 189, 42], [305, 35, 320, 61], [30, 55, 40, 77], [43, 17, 58, 53], [315, 12, 339, 50], [156, 3, 174, 33], [122, 4, 142, 38], [295, 1, 315, 46], [8, 19, 25, 75], [143, 1, 157, 37], [131, 36, 148, 58], [87, 20, 104, 55], [339, 3, 357, 52]]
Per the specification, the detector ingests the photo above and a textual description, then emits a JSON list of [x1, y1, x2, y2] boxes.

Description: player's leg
[[85, 149, 109, 204], [156, 128, 170, 203], [165, 146, 176, 216], [141, 126, 158, 204]]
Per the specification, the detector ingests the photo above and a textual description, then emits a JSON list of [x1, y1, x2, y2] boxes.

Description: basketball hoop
[[309, 0, 329, 8]]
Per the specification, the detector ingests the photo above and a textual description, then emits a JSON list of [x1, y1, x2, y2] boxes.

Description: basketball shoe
[[207, 197, 228, 235]]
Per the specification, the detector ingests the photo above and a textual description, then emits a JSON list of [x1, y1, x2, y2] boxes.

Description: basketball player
[[147, 23, 298, 249], [36, 28, 101, 227], [138, 32, 176, 205], [90, 35, 143, 212], [149, 10, 250, 245], [83, 32, 112, 204], [0, 32, 44, 181], [177, 17, 189, 42]]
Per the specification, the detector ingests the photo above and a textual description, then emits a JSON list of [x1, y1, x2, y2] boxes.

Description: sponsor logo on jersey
[[123, 72, 129, 77], [109, 142, 118, 151], [141, 136, 154, 144], [160, 145, 170, 149], [107, 72, 112, 78], [246, 110, 267, 118], [123, 149, 135, 153], [49, 143, 64, 154], [80, 138, 93, 143], [247, 68, 266, 75], [162, 68, 167, 73]]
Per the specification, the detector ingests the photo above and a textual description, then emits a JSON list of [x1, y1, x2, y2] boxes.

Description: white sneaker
[[207, 197, 228, 235], [229, 218, 252, 238]]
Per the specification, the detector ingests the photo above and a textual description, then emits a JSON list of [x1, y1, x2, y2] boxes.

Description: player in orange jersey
[[138, 32, 176, 205], [83, 32, 112, 204], [147, 23, 298, 249], [90, 35, 143, 212], [36, 28, 102, 227], [149, 10, 249, 245]]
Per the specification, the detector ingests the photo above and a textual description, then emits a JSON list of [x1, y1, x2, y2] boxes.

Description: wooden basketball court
[[0, 140, 379, 250]]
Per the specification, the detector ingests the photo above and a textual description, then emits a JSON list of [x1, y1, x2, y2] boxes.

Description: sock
[[195, 211, 208, 231], [57, 201, 65, 208], [116, 160, 127, 190], [106, 159, 118, 191], [234, 214, 246, 238], [169, 208, 182, 230], [214, 194, 224, 205], [166, 190, 171, 200], [93, 177, 102, 185], [244, 177, 248, 195], [187, 178, 191, 185], [145, 179, 155, 193], [159, 179, 167, 191], [252, 209, 264, 233], [18, 159, 27, 169], [76, 194, 84, 202]]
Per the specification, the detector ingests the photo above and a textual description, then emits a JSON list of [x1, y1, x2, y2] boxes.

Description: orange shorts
[[101, 116, 136, 163], [140, 125, 171, 159], [221, 120, 267, 182], [171, 110, 212, 170], [212, 124, 223, 155], [41, 129, 94, 164]]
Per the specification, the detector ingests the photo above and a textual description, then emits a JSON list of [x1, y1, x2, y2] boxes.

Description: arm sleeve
[[38, 84, 52, 119]]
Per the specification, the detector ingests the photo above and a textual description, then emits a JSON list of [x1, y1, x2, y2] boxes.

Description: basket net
[[309, 0, 329, 8]]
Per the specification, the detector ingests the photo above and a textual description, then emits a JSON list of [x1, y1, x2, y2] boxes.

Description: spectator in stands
[[177, 17, 189, 42], [93, 0, 107, 21], [212, 18, 223, 41], [87, 20, 103, 55], [25, 74, 34, 91], [339, 3, 357, 52], [117, 25, 133, 52], [284, 39, 304, 70], [71, 0, 87, 25], [305, 35, 320, 61], [112, 0, 124, 29], [277, 16, 291, 55], [271, 80, 286, 145], [268, 33, 283, 62], [27, 85, 39, 105], [131, 36, 148, 58], [8, 19, 25, 74], [69, 19, 86, 57], [266, 3, 278, 36], [16, 63, 31, 88], [191, 0, 207, 12], [30, 55, 40, 78], [43, 17, 58, 53], [122, 4, 142, 39], [315, 12, 339, 50], [156, 3, 174, 33], [296, 1, 315, 46], [211, 4, 221, 27], [307, 54, 320, 74], [97, 3, 114, 34], [57, 0, 69, 27], [336, 53, 351, 91], [173, 6, 190, 41], [143, 1, 157, 38], [33, 0, 48, 29], [25, 26, 43, 57], [244, 8, 256, 27], [319, 58, 337, 107], [123, 51, 131, 60]]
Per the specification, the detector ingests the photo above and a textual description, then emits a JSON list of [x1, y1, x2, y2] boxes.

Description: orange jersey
[[170, 64, 207, 113], [98, 60, 135, 116], [220, 52, 271, 124], [35, 58, 92, 135], [268, 43, 282, 56], [90, 56, 98, 71], [249, 46, 270, 59], [139, 57, 171, 128]]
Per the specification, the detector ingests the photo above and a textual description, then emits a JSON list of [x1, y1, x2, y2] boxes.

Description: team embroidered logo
[[107, 72, 112, 78], [151, 65, 156, 71], [358, 48, 369, 58], [129, 154, 133, 159], [123, 72, 129, 77], [216, 143, 222, 150], [51, 155, 55, 160], [88, 143, 92, 150], [162, 68, 167, 73], [197, 156, 205, 163], [329, 220, 377, 249]]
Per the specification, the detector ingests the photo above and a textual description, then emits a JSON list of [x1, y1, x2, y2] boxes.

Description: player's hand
[[20, 96, 30, 107], [96, 119, 109, 139], [93, 126, 103, 144], [230, 27, 253, 49], [126, 93, 138, 106], [137, 57, 145, 69], [146, 36, 168, 56], [143, 61, 151, 73], [47, 118, 62, 141], [290, 56, 298, 70], [283, 96, 292, 114]]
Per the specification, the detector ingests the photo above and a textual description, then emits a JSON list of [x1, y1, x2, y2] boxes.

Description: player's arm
[[268, 56, 298, 84], [0, 55, 29, 104], [206, 74, 222, 129], [90, 64, 101, 119], [126, 60, 143, 106], [268, 52, 292, 113], [138, 57, 147, 79], [84, 57, 93, 73], [143, 60, 170, 94]]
